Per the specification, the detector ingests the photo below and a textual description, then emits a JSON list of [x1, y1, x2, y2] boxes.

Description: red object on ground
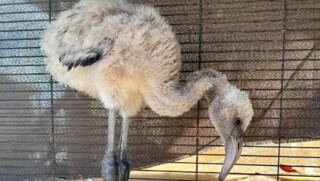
[[280, 164, 299, 173]]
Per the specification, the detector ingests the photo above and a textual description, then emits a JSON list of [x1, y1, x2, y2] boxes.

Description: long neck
[[144, 69, 228, 117]]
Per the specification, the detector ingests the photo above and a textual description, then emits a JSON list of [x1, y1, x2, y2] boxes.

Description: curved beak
[[218, 127, 243, 181]]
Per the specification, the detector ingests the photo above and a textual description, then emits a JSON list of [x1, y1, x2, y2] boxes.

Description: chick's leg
[[102, 110, 118, 181], [118, 115, 130, 181]]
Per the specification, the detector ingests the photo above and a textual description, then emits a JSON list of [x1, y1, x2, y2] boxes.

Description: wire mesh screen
[[0, 0, 320, 180]]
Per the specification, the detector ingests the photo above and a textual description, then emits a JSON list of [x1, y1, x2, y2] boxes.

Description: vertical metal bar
[[277, 0, 287, 180], [48, 0, 56, 179], [196, 0, 203, 180]]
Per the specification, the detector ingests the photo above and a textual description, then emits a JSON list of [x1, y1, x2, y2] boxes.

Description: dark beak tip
[[219, 172, 228, 181], [219, 136, 243, 181]]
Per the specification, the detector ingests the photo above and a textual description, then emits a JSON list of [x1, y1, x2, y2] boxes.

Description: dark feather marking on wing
[[60, 37, 114, 71], [67, 63, 74, 71], [74, 60, 81, 68], [65, 51, 103, 71], [80, 52, 102, 67]]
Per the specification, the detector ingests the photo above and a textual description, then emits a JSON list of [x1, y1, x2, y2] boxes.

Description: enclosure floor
[[71, 141, 320, 181]]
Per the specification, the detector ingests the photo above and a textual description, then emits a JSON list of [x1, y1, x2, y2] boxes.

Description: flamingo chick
[[41, 0, 254, 180]]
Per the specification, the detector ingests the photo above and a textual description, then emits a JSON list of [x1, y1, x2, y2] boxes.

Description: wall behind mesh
[[0, 0, 319, 180]]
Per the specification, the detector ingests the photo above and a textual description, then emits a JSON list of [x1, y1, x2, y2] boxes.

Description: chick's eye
[[235, 119, 242, 125]]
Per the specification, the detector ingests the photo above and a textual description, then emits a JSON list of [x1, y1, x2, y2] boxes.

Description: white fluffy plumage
[[41, 0, 254, 180]]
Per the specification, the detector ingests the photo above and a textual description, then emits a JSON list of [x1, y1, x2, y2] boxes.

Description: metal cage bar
[[0, 0, 319, 180]]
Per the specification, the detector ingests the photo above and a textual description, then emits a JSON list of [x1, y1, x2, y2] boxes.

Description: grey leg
[[118, 115, 130, 181], [102, 110, 118, 181]]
